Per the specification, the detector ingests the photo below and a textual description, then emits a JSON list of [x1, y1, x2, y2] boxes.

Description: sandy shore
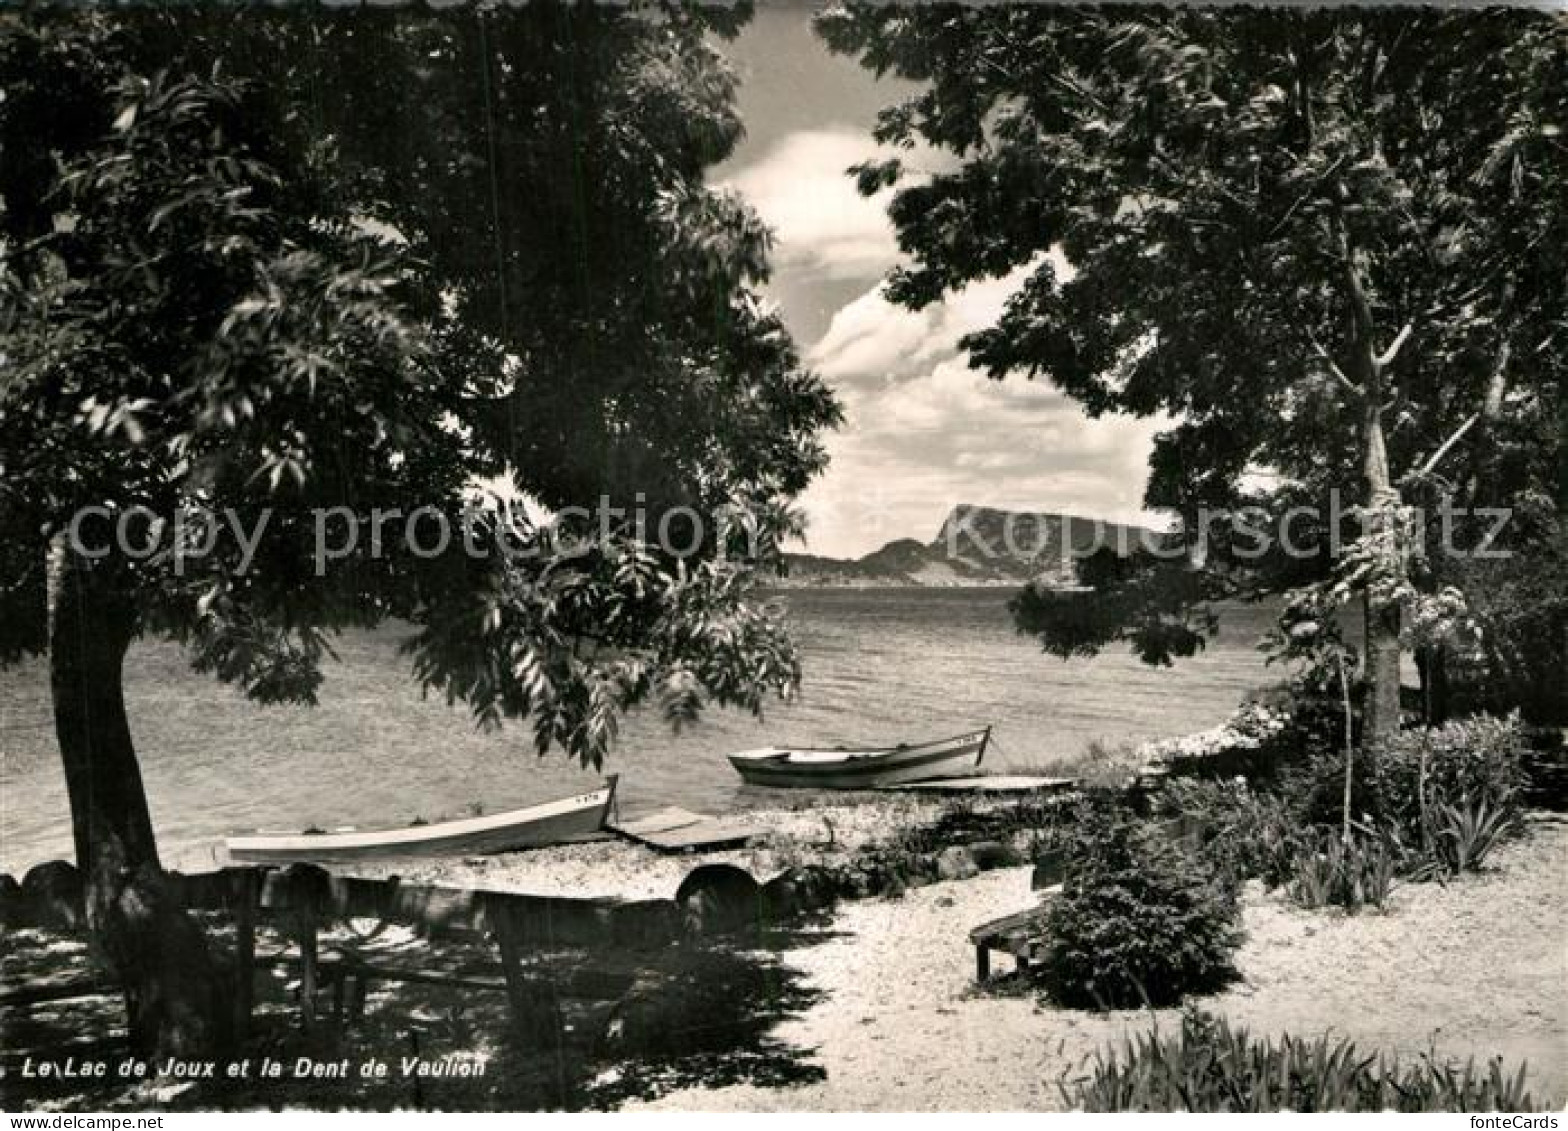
[[619, 814, 1568, 1111], [341, 796, 950, 900]]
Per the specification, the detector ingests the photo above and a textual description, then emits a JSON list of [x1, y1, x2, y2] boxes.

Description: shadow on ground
[[1, 917, 840, 1111]]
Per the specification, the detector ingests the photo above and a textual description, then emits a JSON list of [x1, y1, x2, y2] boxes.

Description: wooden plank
[[884, 775, 1079, 794], [968, 886, 1061, 951], [248, 869, 677, 948], [968, 907, 1047, 945], [611, 808, 759, 853], [269, 950, 635, 1001], [11, 865, 683, 949], [613, 808, 707, 836], [181, 866, 683, 948], [639, 821, 757, 852], [360, 966, 507, 992]]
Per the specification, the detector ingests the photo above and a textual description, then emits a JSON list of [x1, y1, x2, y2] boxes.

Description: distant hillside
[[779, 504, 1160, 588]]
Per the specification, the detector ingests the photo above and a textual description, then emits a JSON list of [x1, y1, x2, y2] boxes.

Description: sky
[[713, 5, 1169, 560]]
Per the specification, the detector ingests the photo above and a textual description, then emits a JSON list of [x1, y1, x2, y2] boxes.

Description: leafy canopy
[[0, 6, 841, 764], [819, 5, 1565, 688]]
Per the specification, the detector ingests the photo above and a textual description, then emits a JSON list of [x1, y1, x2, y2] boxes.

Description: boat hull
[[225, 780, 617, 864], [728, 729, 989, 790]]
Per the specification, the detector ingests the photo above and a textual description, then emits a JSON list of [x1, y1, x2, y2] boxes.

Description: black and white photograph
[[1, 0, 1565, 1114]]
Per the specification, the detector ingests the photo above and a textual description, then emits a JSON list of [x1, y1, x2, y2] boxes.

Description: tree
[[819, 6, 1566, 740], [1, 6, 838, 1058]]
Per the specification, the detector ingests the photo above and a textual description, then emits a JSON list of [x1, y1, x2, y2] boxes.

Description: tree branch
[[1375, 322, 1413, 369], [1327, 192, 1380, 388], [1266, 155, 1345, 239], [1482, 339, 1511, 419], [1411, 329, 1511, 481], [1307, 330, 1363, 397], [1416, 412, 1479, 478]]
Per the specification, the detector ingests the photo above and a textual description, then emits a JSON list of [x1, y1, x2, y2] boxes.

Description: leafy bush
[[1157, 778, 1302, 890], [1153, 717, 1528, 914], [1517, 727, 1568, 811], [1037, 811, 1242, 1008], [1286, 715, 1527, 859], [1285, 828, 1397, 912], [1068, 1009, 1546, 1111], [1373, 715, 1527, 833]]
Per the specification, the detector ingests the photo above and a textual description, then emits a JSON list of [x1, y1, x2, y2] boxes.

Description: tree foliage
[[820, 5, 1566, 726], [2, 5, 842, 764], [0, 4, 839, 1057]]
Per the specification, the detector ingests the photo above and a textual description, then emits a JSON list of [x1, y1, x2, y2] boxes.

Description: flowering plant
[[1141, 702, 1290, 765]]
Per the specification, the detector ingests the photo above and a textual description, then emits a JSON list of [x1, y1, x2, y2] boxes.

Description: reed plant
[[1285, 828, 1398, 912], [1067, 1009, 1546, 1111]]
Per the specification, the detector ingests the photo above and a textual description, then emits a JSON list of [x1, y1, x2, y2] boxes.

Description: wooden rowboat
[[727, 728, 990, 790], [225, 777, 618, 864]]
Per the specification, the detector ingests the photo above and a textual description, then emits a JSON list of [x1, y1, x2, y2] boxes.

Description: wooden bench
[[273, 945, 636, 1027], [0, 972, 117, 1008], [2, 859, 688, 1042], [967, 883, 1060, 982]]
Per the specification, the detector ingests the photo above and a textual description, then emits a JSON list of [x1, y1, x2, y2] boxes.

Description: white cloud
[[793, 272, 1172, 559], [724, 128, 903, 280], [727, 128, 1163, 559], [809, 254, 1067, 384]]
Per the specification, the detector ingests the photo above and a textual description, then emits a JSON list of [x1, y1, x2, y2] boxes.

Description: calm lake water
[[0, 588, 1283, 872]]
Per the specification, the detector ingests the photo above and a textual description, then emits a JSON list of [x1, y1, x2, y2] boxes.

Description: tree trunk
[[1337, 650, 1356, 844], [48, 544, 230, 1059], [1360, 404, 1403, 748], [1415, 644, 1450, 726], [1330, 198, 1404, 750]]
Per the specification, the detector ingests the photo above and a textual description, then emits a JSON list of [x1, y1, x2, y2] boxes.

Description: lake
[[0, 588, 1284, 872]]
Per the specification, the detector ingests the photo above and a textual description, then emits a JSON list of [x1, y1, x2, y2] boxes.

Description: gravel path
[[626, 816, 1568, 1111]]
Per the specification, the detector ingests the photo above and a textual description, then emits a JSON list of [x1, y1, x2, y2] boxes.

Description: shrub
[[1039, 739, 1151, 791], [1373, 715, 1527, 836], [1157, 778, 1303, 890], [1517, 726, 1568, 810], [1037, 811, 1242, 1009], [1068, 1009, 1546, 1111], [1286, 715, 1527, 856]]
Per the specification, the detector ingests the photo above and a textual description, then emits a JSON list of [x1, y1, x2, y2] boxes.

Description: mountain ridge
[[778, 504, 1160, 588]]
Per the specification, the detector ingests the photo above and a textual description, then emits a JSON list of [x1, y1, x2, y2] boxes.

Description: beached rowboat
[[727, 728, 990, 790], [225, 777, 618, 864]]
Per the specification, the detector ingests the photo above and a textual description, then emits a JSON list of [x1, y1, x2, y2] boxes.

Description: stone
[[934, 846, 979, 881], [969, 840, 1023, 870], [21, 860, 84, 930], [675, 863, 761, 936], [0, 873, 23, 928], [760, 866, 837, 921]]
